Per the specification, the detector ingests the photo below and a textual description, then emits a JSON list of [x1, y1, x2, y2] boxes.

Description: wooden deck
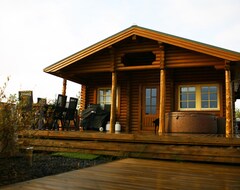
[[18, 130, 240, 164], [1, 158, 240, 190]]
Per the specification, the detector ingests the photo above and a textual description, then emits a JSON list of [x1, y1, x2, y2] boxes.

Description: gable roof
[[44, 25, 240, 73]]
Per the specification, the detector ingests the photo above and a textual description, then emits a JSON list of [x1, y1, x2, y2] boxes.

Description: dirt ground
[[0, 152, 117, 187]]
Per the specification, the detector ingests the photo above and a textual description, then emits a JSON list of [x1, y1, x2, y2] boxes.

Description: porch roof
[[44, 25, 240, 74]]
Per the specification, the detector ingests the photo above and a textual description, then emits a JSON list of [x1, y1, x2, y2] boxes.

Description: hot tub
[[165, 112, 217, 133]]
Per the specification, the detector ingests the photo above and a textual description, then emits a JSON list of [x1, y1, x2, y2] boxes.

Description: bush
[[0, 78, 33, 157]]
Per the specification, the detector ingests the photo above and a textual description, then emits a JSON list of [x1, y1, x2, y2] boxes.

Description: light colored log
[[225, 65, 233, 136], [62, 79, 67, 96], [159, 44, 165, 133], [159, 69, 166, 133], [110, 72, 117, 133], [80, 85, 86, 112]]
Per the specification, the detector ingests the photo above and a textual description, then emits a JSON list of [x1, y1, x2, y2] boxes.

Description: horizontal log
[[20, 138, 240, 157], [19, 138, 240, 164], [117, 65, 160, 71], [18, 130, 240, 146]]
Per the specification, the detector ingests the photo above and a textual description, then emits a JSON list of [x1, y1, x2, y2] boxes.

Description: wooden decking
[[1, 158, 240, 190], [18, 130, 240, 164]]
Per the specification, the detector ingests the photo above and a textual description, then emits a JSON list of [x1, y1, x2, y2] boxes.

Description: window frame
[[178, 84, 220, 111], [97, 87, 119, 110]]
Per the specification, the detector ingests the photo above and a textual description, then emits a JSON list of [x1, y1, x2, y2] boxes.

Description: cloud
[[0, 0, 240, 103]]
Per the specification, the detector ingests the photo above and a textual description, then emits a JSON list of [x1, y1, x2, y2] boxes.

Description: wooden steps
[[18, 130, 240, 164]]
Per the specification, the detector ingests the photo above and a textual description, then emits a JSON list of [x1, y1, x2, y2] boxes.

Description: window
[[178, 84, 219, 110], [180, 87, 196, 109], [145, 87, 157, 114], [97, 88, 118, 109], [98, 88, 111, 105]]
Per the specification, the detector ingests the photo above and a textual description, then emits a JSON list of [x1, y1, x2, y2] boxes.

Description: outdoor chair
[[63, 97, 78, 131], [52, 94, 67, 130]]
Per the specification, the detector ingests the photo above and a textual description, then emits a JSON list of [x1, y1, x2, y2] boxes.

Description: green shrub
[[0, 78, 33, 157]]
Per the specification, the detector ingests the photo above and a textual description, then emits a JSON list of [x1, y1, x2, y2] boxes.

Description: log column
[[110, 72, 117, 133], [158, 43, 165, 133], [62, 79, 67, 96], [109, 47, 117, 133], [80, 85, 86, 112], [225, 63, 233, 136]]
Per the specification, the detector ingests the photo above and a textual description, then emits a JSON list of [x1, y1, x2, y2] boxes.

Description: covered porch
[[44, 25, 240, 136]]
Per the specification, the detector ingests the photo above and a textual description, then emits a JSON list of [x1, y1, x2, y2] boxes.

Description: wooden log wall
[[76, 36, 227, 132], [73, 49, 111, 73], [172, 67, 225, 117], [165, 45, 225, 68], [129, 70, 160, 132]]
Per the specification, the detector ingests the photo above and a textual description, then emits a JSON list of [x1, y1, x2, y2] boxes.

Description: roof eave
[[44, 25, 240, 73]]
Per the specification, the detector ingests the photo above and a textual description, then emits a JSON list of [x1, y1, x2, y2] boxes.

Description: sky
[[1, 0, 240, 105]]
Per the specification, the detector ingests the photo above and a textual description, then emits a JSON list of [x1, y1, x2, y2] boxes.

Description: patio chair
[[52, 94, 67, 130], [63, 97, 78, 131]]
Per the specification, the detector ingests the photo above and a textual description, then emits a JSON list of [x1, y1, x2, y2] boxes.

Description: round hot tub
[[165, 112, 217, 133]]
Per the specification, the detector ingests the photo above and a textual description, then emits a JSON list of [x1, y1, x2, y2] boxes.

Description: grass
[[51, 152, 100, 160]]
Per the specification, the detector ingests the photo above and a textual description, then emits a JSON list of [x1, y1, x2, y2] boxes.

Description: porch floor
[[1, 158, 240, 190]]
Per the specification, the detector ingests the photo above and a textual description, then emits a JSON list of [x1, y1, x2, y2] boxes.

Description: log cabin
[[44, 25, 240, 135]]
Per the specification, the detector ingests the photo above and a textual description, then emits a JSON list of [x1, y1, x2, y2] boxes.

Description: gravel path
[[0, 152, 118, 186]]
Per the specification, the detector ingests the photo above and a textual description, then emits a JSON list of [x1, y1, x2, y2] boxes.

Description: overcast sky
[[1, 0, 240, 105]]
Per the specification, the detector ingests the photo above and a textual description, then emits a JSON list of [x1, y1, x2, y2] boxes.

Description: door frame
[[139, 84, 159, 131]]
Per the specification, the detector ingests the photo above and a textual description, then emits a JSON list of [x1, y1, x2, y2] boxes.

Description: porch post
[[225, 63, 233, 136], [109, 46, 117, 133], [80, 85, 86, 112], [110, 71, 117, 133], [159, 69, 166, 133], [62, 79, 67, 96], [158, 43, 165, 133]]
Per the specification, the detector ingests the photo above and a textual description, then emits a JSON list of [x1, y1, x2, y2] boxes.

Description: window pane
[[209, 86, 217, 92], [200, 86, 218, 109], [210, 93, 217, 100], [201, 101, 208, 108], [180, 87, 188, 92], [189, 94, 195, 100], [145, 88, 157, 114], [181, 94, 187, 100], [146, 89, 151, 98], [210, 101, 217, 108], [151, 106, 156, 114], [201, 87, 208, 92], [106, 97, 111, 103], [152, 89, 157, 96], [201, 94, 208, 100], [146, 98, 150, 106], [98, 89, 113, 105], [189, 87, 196, 92], [106, 90, 111, 96], [188, 102, 195, 108], [152, 97, 156, 106], [146, 106, 150, 114], [180, 102, 187, 108]]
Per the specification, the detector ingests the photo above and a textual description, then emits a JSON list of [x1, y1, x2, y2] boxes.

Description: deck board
[[1, 158, 240, 190]]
